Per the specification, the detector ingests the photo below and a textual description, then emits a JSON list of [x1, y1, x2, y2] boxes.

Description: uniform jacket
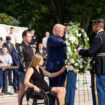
[[79, 30, 105, 74]]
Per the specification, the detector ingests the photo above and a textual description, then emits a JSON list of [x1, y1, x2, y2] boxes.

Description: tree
[[0, 12, 19, 25], [0, 0, 105, 35]]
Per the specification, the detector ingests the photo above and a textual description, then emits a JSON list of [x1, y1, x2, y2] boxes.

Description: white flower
[[77, 33, 81, 37], [67, 47, 72, 54], [81, 29, 84, 32], [69, 36, 77, 43], [75, 63, 78, 66], [74, 40, 79, 45], [65, 33, 69, 39], [87, 37, 89, 41], [80, 65, 83, 69], [70, 59, 75, 64], [66, 41, 70, 46], [75, 30, 78, 34], [68, 36, 73, 41], [84, 32, 87, 37]]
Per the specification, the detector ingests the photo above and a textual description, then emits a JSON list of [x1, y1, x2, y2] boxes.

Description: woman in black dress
[[24, 54, 66, 105]]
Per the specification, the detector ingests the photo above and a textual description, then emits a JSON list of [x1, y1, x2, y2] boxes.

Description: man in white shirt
[[0, 47, 13, 94], [42, 31, 50, 48], [8, 27, 16, 45]]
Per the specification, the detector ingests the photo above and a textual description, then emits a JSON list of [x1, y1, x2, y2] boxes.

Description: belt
[[96, 53, 105, 56]]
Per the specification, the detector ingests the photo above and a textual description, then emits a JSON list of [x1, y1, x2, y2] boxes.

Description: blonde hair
[[53, 24, 65, 35], [29, 54, 43, 68]]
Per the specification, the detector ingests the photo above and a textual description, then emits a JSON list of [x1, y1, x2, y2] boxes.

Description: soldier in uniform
[[78, 19, 105, 105]]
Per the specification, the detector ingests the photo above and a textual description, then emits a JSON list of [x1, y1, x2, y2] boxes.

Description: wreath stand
[[76, 72, 92, 105]]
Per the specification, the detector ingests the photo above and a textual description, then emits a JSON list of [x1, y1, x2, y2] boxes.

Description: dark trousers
[[49, 71, 66, 105], [3, 70, 9, 92], [91, 74, 105, 105], [8, 70, 13, 85], [0, 70, 3, 89], [66, 71, 77, 105], [13, 69, 19, 92]]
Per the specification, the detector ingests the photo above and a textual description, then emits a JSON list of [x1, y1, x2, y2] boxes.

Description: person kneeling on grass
[[23, 54, 66, 105]]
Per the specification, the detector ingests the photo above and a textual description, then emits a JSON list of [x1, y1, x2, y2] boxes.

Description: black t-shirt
[[22, 41, 34, 69]]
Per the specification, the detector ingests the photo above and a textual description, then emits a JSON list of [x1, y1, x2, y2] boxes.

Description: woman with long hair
[[22, 54, 66, 105]]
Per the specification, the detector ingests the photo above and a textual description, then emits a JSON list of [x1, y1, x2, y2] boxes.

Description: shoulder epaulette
[[96, 32, 103, 44]]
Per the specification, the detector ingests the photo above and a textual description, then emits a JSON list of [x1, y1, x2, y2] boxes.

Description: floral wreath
[[65, 22, 90, 73]]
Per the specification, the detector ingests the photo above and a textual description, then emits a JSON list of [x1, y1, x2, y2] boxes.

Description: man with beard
[[18, 29, 34, 105]]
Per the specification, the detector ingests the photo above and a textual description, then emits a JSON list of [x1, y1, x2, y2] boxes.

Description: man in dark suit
[[78, 19, 105, 105], [46, 24, 67, 105], [30, 29, 38, 46], [3, 36, 15, 55]]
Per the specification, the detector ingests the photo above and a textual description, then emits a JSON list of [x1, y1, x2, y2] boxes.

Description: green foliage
[[0, 0, 105, 36], [0, 13, 19, 25]]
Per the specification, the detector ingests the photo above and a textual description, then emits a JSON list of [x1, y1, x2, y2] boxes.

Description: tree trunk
[[49, 0, 64, 23]]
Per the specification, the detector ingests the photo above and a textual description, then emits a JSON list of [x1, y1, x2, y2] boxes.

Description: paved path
[[0, 73, 93, 105], [0, 94, 18, 105], [0, 90, 93, 105]]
